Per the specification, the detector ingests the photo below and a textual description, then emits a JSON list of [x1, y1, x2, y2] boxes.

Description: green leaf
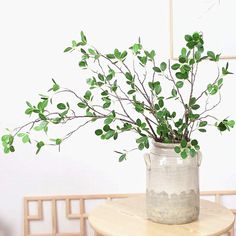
[[64, 47, 72, 53], [184, 35, 192, 42], [17, 133, 25, 138], [131, 43, 142, 53], [80, 31, 87, 44], [39, 113, 47, 120], [1, 134, 13, 145], [181, 47, 187, 56], [179, 56, 187, 64], [103, 101, 111, 109], [191, 104, 200, 110], [222, 63, 233, 76], [155, 83, 162, 95], [84, 90, 92, 100], [138, 143, 145, 150], [97, 74, 104, 81], [9, 145, 15, 152], [104, 117, 113, 125], [207, 51, 216, 61], [176, 81, 184, 88], [57, 103, 66, 110], [189, 59, 195, 65], [209, 85, 218, 95], [191, 139, 198, 146], [79, 61, 87, 68], [192, 32, 200, 40], [106, 54, 115, 59], [121, 51, 127, 59], [103, 125, 110, 132], [227, 120, 235, 128], [176, 72, 187, 79], [55, 139, 62, 145], [136, 136, 147, 144], [217, 78, 223, 86], [158, 99, 164, 108], [189, 97, 196, 106], [37, 99, 48, 112], [181, 149, 188, 159], [181, 139, 187, 148], [105, 130, 115, 139], [160, 62, 167, 71], [119, 153, 126, 162], [72, 40, 77, 47], [174, 146, 181, 153], [190, 148, 196, 157], [34, 126, 43, 131], [26, 101, 32, 108], [128, 90, 136, 95], [22, 134, 30, 144], [88, 48, 96, 55], [171, 63, 180, 70], [77, 103, 86, 108], [114, 49, 121, 59], [186, 41, 195, 49], [113, 132, 118, 140], [134, 102, 144, 113], [171, 112, 176, 118], [195, 51, 201, 61], [153, 67, 161, 73], [34, 121, 48, 131], [138, 56, 147, 65], [149, 50, 156, 60], [49, 79, 60, 92], [52, 83, 60, 92], [217, 122, 227, 131], [199, 121, 207, 127], [135, 118, 141, 126], [171, 89, 177, 97], [95, 129, 103, 136], [198, 128, 207, 132], [125, 72, 133, 81], [25, 108, 33, 115], [36, 141, 45, 154], [101, 90, 109, 96], [3, 146, 10, 153]]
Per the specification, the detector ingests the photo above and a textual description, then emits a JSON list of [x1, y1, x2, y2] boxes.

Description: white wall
[[0, 0, 235, 235]]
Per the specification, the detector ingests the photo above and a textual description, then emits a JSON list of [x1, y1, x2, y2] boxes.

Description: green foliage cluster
[[1, 32, 234, 161]]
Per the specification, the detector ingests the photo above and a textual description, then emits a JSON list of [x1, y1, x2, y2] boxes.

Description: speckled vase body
[[145, 142, 201, 225]]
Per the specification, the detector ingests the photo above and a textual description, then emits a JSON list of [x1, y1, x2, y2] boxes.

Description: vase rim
[[152, 141, 180, 149]]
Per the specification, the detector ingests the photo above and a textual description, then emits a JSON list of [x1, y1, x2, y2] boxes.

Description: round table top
[[88, 195, 235, 236]]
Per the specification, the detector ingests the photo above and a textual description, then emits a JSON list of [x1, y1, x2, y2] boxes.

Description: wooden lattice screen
[[200, 190, 236, 236], [24, 194, 135, 236], [24, 191, 236, 236]]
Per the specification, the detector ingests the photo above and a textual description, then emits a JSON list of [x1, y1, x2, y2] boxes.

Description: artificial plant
[[1, 32, 234, 160]]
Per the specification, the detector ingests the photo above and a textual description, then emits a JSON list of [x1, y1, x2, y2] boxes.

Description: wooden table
[[88, 195, 235, 236]]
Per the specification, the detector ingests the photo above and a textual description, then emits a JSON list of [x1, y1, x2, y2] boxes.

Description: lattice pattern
[[24, 194, 133, 236], [24, 191, 236, 236], [201, 190, 236, 236]]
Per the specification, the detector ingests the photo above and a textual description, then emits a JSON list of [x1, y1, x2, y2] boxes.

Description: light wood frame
[[24, 191, 236, 236], [24, 194, 136, 236], [169, 0, 236, 60]]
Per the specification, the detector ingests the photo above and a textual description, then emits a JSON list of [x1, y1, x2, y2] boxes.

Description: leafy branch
[[1, 31, 234, 161]]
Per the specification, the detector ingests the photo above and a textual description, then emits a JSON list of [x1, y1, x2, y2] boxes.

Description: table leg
[[94, 231, 103, 236], [227, 227, 234, 236]]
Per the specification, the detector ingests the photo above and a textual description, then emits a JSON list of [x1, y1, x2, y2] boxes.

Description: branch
[[196, 65, 220, 102], [200, 92, 222, 117], [167, 60, 186, 109]]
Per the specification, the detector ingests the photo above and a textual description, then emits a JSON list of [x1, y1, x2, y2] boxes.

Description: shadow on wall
[[0, 220, 12, 236]]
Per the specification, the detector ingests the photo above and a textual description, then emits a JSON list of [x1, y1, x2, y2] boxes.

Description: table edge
[[88, 198, 235, 236]]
